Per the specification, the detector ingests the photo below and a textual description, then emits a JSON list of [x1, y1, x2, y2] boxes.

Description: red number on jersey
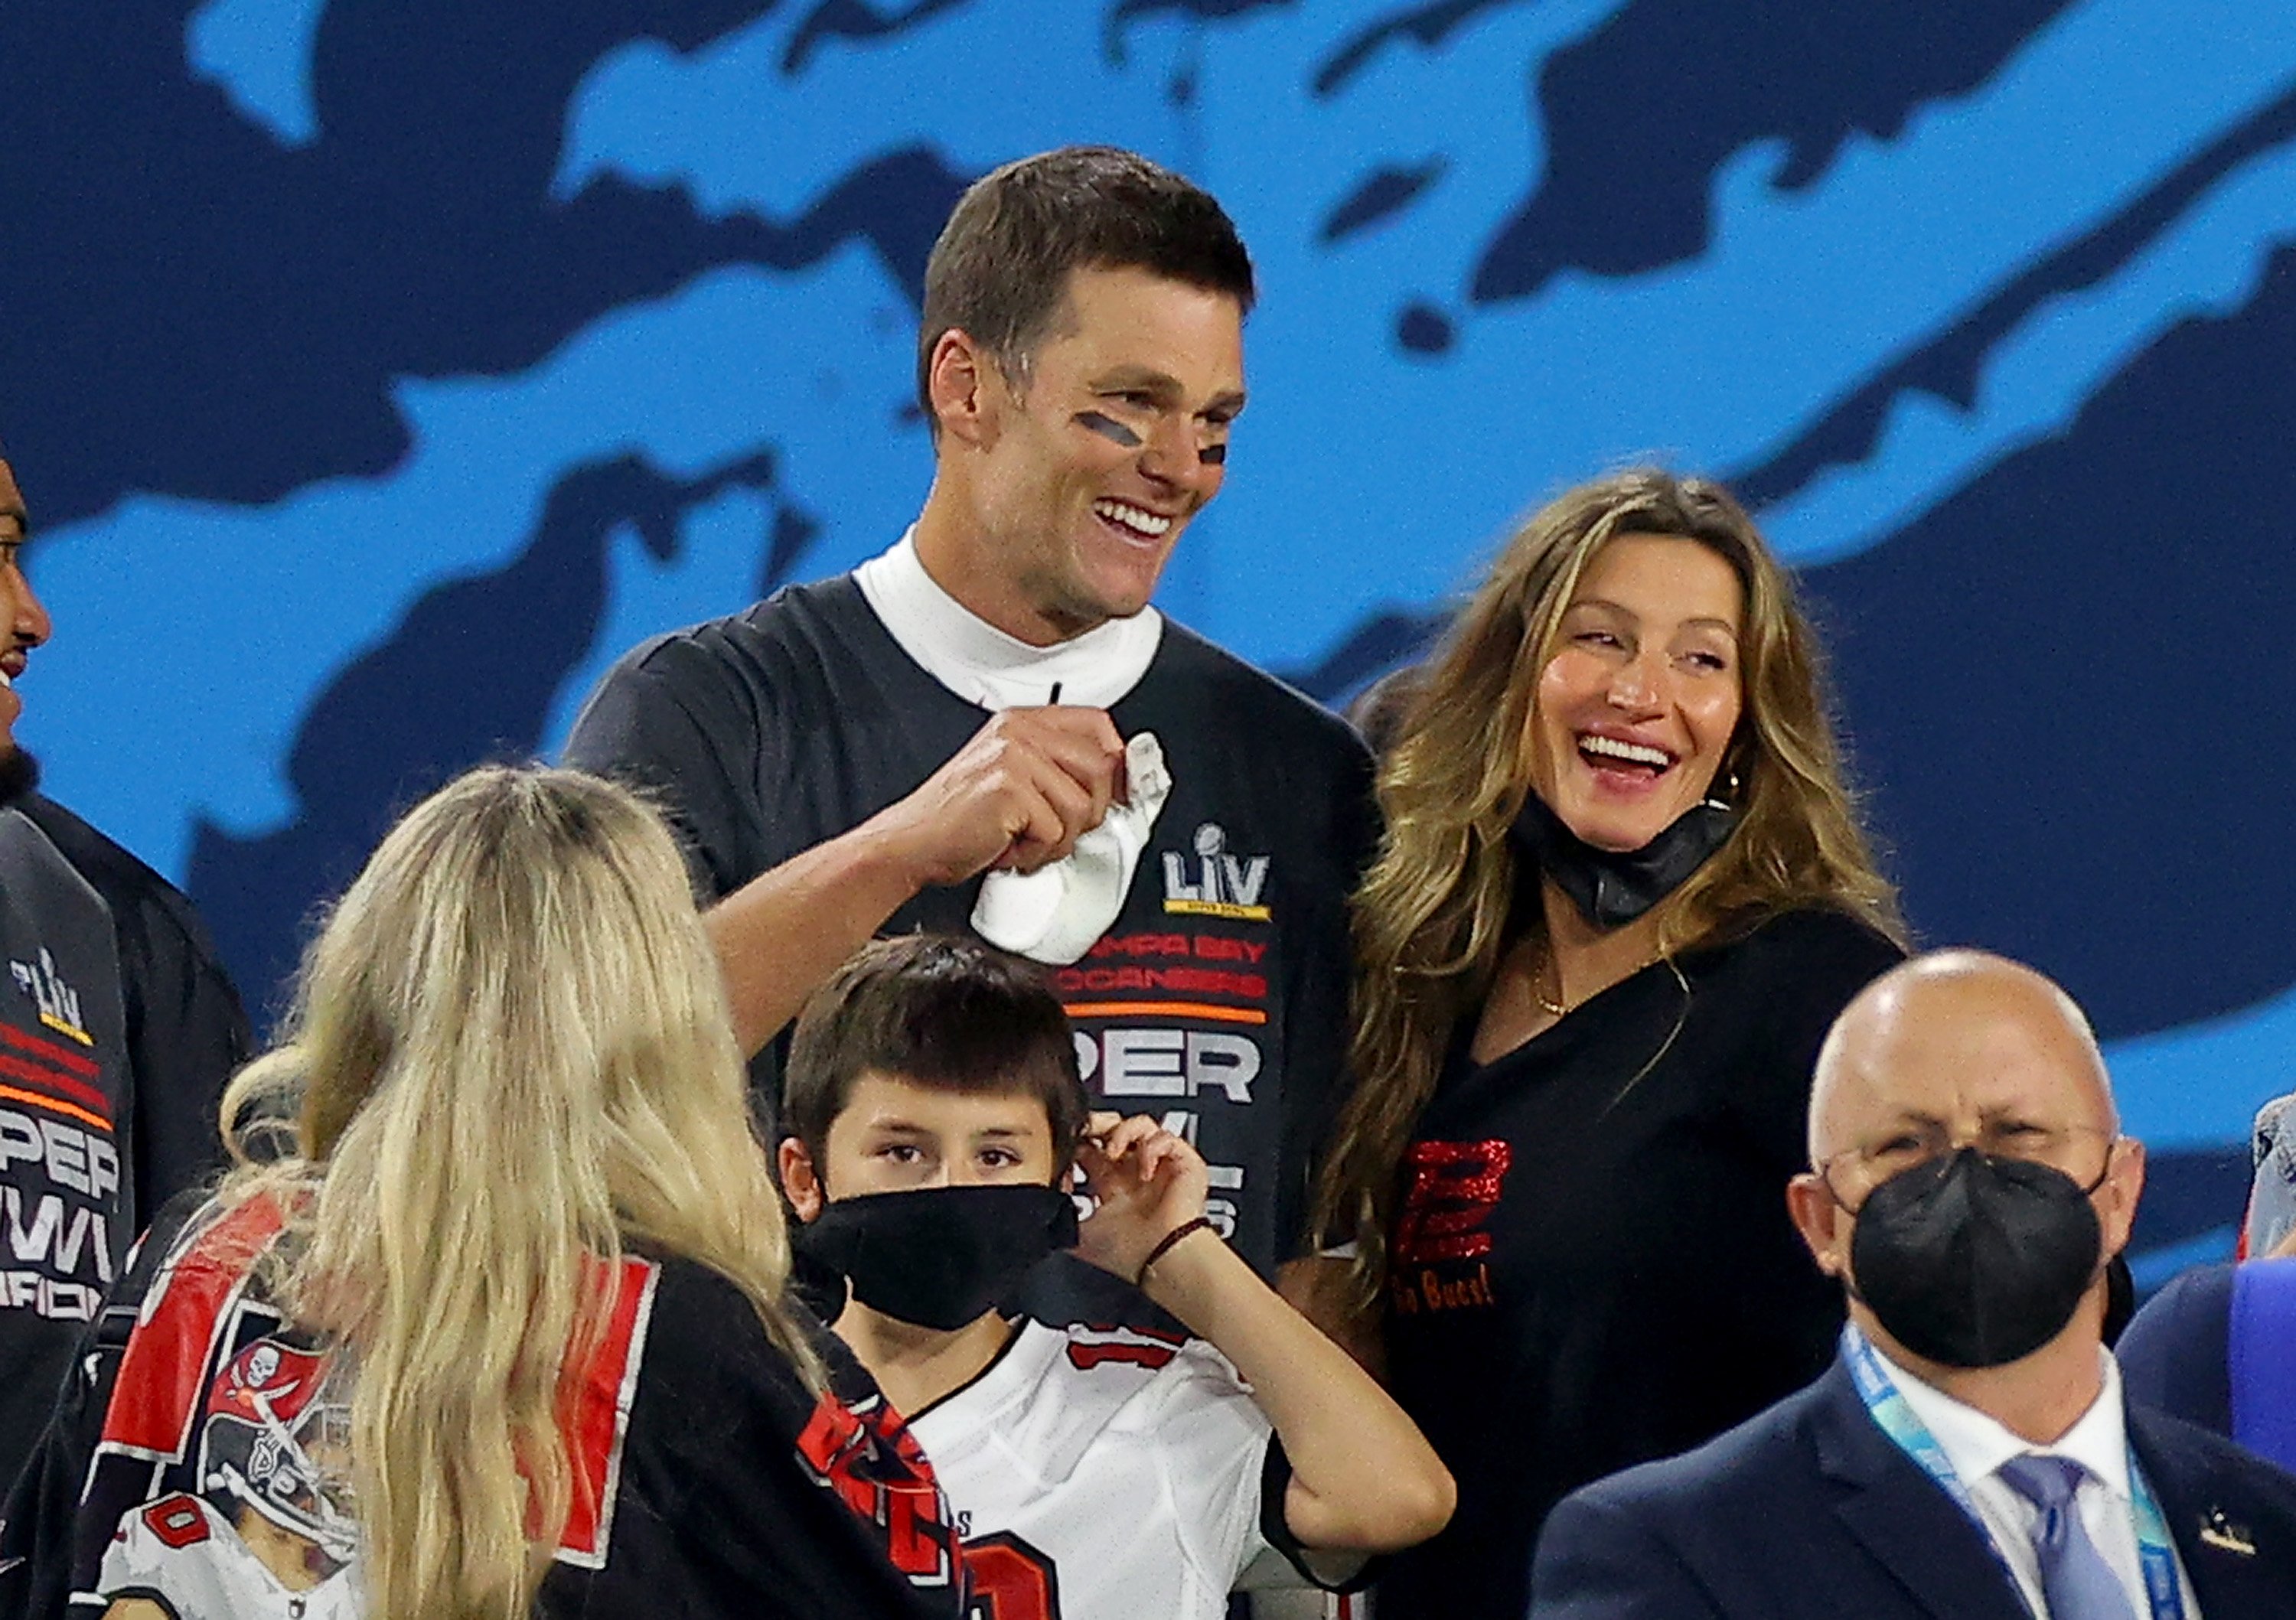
[[963, 1530, 1062, 1620], [141, 1493, 213, 1550], [1065, 1338, 1180, 1372]]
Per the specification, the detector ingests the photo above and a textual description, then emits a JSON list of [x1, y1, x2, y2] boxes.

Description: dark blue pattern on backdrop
[[3, 0, 2291, 1280]]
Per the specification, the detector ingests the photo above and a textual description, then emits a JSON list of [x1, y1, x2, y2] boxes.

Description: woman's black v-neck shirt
[[1378, 908, 1903, 1620]]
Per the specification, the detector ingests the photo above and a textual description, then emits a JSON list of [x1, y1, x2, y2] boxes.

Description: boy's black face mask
[[1508, 788, 1739, 932], [795, 1183, 1079, 1331]]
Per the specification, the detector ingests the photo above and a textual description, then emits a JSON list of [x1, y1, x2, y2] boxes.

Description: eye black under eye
[[1072, 410, 1144, 448]]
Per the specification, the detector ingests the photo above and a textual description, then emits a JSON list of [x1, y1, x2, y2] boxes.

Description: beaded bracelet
[[1135, 1216, 1215, 1286]]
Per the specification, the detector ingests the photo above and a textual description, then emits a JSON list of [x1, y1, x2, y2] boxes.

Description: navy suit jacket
[[2118, 1262, 2238, 1437], [1529, 1355, 2296, 1618]]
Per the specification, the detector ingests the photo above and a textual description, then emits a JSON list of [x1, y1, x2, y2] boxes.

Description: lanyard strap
[[1843, 1328, 2185, 1620]]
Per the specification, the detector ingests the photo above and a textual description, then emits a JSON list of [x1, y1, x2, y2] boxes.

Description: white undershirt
[[1875, 1341, 2200, 1618], [853, 530, 1163, 712]]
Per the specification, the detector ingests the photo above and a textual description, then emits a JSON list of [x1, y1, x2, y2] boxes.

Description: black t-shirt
[[536, 1259, 964, 1620], [0, 797, 252, 1488], [54, 1197, 963, 1620], [1378, 908, 1903, 1620], [563, 577, 1376, 1285], [0, 807, 133, 1484], [15, 795, 253, 1218]]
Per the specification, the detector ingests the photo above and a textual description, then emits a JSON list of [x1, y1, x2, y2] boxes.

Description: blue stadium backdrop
[[4, 0, 2292, 1284]]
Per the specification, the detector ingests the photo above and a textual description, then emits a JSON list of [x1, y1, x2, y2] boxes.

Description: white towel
[[972, 732, 1172, 966]]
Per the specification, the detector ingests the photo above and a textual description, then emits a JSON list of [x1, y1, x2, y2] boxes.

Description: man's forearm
[[706, 818, 927, 1054]]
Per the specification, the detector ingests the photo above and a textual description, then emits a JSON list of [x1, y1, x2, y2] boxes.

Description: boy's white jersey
[[908, 1318, 1293, 1620], [95, 1493, 364, 1620]]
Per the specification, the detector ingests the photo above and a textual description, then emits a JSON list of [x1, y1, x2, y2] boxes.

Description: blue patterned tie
[[1996, 1454, 2140, 1620]]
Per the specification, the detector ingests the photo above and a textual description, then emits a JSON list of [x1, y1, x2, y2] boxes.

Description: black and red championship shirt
[[1378, 908, 1903, 1620], [0, 806, 133, 1482], [64, 1197, 965, 1620], [564, 571, 1376, 1311]]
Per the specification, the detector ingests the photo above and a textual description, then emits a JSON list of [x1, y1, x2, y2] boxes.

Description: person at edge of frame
[[0, 445, 253, 1497]]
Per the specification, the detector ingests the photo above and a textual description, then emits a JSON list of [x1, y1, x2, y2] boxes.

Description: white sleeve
[[1150, 1341, 1279, 1592]]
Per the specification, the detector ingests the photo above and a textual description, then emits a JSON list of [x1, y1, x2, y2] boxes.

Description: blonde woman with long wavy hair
[[1306, 471, 1906, 1620], [61, 767, 964, 1620]]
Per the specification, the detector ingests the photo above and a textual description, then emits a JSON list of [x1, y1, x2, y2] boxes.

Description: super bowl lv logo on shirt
[[1054, 826, 1283, 1244], [1159, 823, 1270, 922], [0, 941, 122, 1322]]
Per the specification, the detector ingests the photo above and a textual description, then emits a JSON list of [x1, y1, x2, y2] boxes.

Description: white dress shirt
[[1874, 1340, 2199, 1618], [853, 529, 1163, 712]]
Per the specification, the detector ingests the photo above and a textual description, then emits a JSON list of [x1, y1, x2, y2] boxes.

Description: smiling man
[[566, 148, 1377, 1317], [1528, 952, 2296, 1620], [0, 451, 251, 1490]]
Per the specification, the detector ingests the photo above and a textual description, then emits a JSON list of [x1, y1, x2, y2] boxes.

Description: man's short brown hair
[[916, 145, 1256, 416], [783, 934, 1091, 1174]]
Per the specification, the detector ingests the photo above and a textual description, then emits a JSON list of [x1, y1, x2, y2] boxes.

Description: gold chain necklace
[[1535, 942, 1661, 1021], [1531, 945, 1572, 1019]]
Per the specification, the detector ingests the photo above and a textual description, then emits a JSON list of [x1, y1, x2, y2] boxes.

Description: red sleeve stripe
[[553, 1254, 659, 1569], [0, 1019, 102, 1078], [99, 1195, 289, 1459]]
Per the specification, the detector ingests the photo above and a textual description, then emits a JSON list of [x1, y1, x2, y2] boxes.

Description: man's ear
[[1786, 1172, 1848, 1279], [926, 328, 1001, 448], [778, 1137, 825, 1224], [2096, 1136, 2147, 1260]]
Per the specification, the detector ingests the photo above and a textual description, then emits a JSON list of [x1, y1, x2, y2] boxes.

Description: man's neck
[[1858, 1300, 2109, 1446], [911, 484, 1092, 648], [832, 1296, 1019, 1419]]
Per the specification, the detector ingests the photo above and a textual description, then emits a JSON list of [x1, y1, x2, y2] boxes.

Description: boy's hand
[[1071, 1111, 1210, 1281]]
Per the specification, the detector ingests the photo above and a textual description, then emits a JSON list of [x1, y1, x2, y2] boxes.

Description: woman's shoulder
[[1689, 905, 1905, 991], [1678, 907, 1908, 1087]]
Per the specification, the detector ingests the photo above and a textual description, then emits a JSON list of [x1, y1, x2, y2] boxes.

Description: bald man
[[1528, 950, 2296, 1620]]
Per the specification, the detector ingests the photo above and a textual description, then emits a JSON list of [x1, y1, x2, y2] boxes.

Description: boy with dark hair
[[777, 935, 1452, 1620], [782, 933, 1091, 1175], [566, 147, 1377, 1328]]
